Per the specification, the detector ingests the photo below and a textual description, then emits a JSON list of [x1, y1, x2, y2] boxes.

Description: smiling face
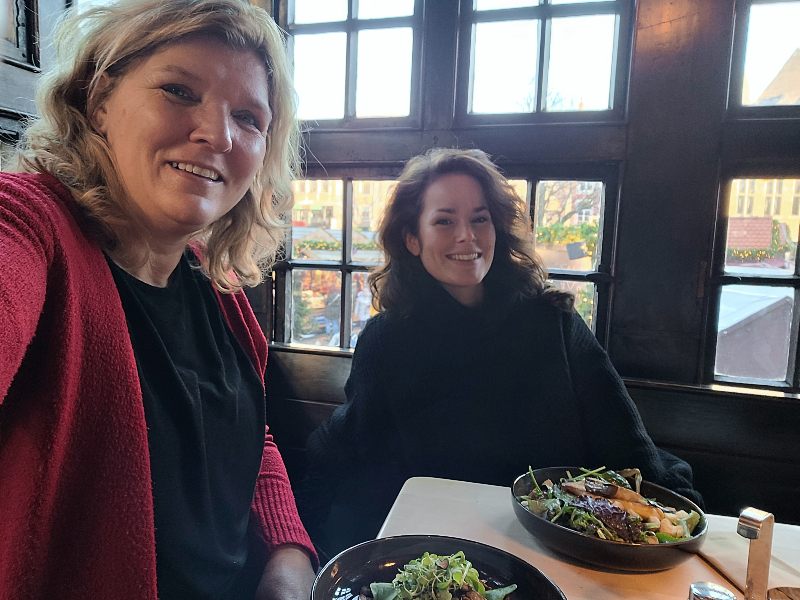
[[405, 173, 496, 307], [92, 35, 272, 247]]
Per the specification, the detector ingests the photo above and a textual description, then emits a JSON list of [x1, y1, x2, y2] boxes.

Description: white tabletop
[[377, 477, 800, 600]]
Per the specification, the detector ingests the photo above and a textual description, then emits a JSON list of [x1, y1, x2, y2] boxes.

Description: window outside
[[725, 178, 798, 275], [288, 0, 417, 122], [741, 2, 800, 106], [290, 180, 344, 261], [351, 180, 395, 263], [715, 285, 793, 382], [715, 178, 800, 384], [293, 33, 347, 121], [286, 179, 396, 349], [468, 1, 623, 115], [471, 20, 539, 114], [290, 269, 342, 345], [355, 28, 413, 118], [546, 15, 616, 111], [533, 180, 603, 272]]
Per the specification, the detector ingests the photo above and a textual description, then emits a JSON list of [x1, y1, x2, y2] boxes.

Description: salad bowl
[[312, 534, 566, 600], [512, 466, 708, 572]]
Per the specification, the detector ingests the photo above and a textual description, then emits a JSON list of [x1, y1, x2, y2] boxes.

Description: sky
[[743, 2, 800, 103]]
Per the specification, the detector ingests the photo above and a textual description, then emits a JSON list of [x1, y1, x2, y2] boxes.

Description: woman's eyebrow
[[153, 64, 201, 81]]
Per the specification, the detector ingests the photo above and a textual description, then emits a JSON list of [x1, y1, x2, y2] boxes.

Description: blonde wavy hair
[[19, 0, 299, 292]]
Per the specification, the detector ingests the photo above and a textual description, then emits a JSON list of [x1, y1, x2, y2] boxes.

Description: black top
[[297, 272, 700, 558], [108, 254, 266, 600]]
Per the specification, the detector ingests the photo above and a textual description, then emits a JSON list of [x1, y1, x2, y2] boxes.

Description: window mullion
[[536, 16, 549, 112]]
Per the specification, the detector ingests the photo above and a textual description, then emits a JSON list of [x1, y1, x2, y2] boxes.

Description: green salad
[[365, 551, 517, 600], [517, 466, 701, 544]]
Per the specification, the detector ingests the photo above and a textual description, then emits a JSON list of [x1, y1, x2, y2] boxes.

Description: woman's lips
[[447, 253, 481, 261]]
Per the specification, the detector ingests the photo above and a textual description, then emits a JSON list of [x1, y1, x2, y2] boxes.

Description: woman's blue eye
[[473, 216, 489, 223], [162, 85, 191, 99], [435, 218, 451, 225], [236, 113, 260, 129]]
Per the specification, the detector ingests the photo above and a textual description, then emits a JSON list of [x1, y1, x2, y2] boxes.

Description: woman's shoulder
[[0, 171, 68, 197], [0, 171, 75, 218]]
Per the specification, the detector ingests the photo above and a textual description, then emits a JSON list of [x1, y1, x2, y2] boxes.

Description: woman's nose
[[189, 104, 233, 153], [455, 221, 477, 242]]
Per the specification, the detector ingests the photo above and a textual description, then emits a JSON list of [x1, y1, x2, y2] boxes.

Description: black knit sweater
[[297, 275, 699, 557]]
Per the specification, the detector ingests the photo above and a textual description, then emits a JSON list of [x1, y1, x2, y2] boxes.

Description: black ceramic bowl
[[512, 467, 708, 572], [312, 534, 566, 600]]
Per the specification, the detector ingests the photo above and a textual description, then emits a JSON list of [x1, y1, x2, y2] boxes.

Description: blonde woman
[[0, 1, 316, 598]]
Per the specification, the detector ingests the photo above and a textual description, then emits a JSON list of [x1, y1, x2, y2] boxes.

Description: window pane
[[533, 180, 604, 271], [352, 180, 396, 262], [351, 272, 376, 346], [294, 33, 347, 120], [475, 0, 538, 8], [291, 180, 344, 261], [358, 0, 414, 19], [546, 14, 616, 111], [471, 21, 539, 114], [550, 280, 595, 329], [551, 0, 613, 3], [291, 270, 342, 346], [292, 0, 347, 24], [356, 28, 413, 118], [725, 178, 798, 275], [742, 2, 800, 106], [715, 285, 793, 382]]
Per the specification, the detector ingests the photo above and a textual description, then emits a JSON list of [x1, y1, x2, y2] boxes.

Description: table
[[378, 477, 800, 600]]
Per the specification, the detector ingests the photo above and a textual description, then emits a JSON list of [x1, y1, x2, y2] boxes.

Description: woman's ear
[[404, 227, 421, 257], [89, 72, 112, 135]]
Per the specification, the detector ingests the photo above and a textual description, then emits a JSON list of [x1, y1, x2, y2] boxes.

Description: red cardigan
[[0, 172, 316, 599]]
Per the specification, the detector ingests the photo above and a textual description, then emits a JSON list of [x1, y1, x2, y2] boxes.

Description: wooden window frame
[[281, 0, 424, 130], [2, 0, 39, 71], [454, 0, 634, 127], [727, 0, 800, 119], [705, 164, 800, 391]]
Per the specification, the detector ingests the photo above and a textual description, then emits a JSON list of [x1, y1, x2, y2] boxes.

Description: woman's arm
[[249, 429, 318, 565], [0, 175, 54, 401], [254, 544, 316, 600], [563, 310, 702, 505], [295, 316, 396, 550]]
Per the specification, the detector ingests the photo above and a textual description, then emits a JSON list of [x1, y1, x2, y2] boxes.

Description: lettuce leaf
[[484, 584, 518, 600]]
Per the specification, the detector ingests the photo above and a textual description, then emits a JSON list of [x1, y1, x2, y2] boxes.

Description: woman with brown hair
[[0, 0, 315, 598], [297, 148, 699, 558]]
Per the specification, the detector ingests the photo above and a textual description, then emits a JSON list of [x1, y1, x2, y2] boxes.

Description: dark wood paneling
[[609, 1, 734, 382], [628, 383, 800, 463], [302, 124, 627, 167], [266, 346, 351, 403], [664, 447, 800, 525], [266, 396, 337, 450]]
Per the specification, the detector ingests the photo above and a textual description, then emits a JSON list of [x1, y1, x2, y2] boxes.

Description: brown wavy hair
[[19, 0, 298, 292], [369, 148, 574, 312]]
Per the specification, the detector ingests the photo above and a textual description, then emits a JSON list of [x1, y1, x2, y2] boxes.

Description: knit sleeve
[[295, 316, 396, 542], [0, 175, 54, 402], [563, 310, 702, 507], [250, 428, 319, 569]]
